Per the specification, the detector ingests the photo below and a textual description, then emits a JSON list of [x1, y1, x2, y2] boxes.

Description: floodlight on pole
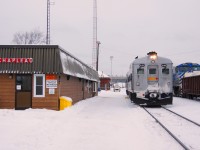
[[110, 56, 114, 77]]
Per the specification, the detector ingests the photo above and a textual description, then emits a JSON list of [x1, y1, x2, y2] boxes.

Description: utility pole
[[110, 56, 114, 75], [110, 56, 114, 87], [96, 41, 101, 71]]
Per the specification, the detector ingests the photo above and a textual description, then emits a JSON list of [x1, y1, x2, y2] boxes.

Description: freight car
[[173, 63, 200, 96], [182, 72, 200, 99], [126, 51, 173, 105]]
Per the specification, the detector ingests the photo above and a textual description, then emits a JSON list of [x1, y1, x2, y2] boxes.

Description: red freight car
[[182, 72, 200, 99]]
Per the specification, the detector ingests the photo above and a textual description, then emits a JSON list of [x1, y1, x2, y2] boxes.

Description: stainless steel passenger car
[[126, 52, 173, 105]]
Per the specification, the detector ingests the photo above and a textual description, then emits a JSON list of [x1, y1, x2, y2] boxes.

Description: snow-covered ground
[[0, 89, 200, 150]]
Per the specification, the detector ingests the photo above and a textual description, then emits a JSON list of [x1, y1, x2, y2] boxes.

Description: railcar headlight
[[150, 55, 157, 60], [147, 51, 157, 60]]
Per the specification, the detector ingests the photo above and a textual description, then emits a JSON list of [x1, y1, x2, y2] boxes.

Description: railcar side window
[[162, 68, 169, 74], [175, 67, 178, 73], [137, 68, 144, 74], [149, 68, 156, 74], [193, 66, 200, 71], [128, 74, 132, 81]]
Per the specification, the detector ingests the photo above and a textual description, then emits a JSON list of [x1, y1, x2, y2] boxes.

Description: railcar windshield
[[137, 68, 144, 74], [193, 66, 200, 71], [162, 68, 169, 74], [149, 68, 156, 74], [176, 66, 200, 73]]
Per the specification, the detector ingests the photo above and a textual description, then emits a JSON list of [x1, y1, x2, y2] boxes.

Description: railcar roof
[[176, 62, 200, 67], [133, 56, 172, 64]]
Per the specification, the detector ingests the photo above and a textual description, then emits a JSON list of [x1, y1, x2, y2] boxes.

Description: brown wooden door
[[16, 75, 32, 110]]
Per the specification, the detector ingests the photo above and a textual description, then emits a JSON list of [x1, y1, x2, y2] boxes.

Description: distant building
[[110, 76, 126, 85], [98, 71, 111, 90]]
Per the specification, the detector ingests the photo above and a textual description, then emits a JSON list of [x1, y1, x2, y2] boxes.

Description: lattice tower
[[46, 0, 50, 44], [92, 0, 97, 69]]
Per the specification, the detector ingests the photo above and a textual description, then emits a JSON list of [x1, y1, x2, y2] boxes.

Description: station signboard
[[46, 75, 57, 88]]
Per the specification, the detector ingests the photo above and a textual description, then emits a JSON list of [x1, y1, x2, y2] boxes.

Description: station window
[[93, 82, 97, 92], [34, 74, 45, 97], [87, 81, 91, 93]]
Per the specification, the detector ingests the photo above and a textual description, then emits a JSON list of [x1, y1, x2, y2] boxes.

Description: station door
[[16, 75, 32, 110]]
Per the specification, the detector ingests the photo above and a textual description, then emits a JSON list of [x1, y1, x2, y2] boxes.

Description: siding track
[[161, 106, 200, 127], [142, 106, 200, 150]]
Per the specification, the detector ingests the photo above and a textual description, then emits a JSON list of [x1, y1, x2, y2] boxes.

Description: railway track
[[161, 106, 200, 127], [141, 106, 200, 150]]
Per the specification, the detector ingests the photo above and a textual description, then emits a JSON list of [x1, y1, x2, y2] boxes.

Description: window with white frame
[[34, 74, 45, 97], [87, 81, 91, 93], [93, 82, 97, 92]]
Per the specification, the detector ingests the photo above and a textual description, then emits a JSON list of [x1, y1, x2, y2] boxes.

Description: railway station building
[[98, 71, 111, 90], [0, 45, 99, 110]]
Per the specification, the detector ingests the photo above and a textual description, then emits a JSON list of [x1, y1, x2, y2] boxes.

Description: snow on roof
[[184, 71, 200, 78], [98, 71, 110, 78]]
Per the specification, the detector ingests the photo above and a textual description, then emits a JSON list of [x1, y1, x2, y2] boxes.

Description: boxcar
[[182, 72, 200, 99]]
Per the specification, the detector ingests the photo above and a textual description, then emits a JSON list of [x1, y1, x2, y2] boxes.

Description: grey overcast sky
[[0, 0, 200, 76]]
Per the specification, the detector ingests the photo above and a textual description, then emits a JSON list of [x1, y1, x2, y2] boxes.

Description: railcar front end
[[127, 51, 173, 105]]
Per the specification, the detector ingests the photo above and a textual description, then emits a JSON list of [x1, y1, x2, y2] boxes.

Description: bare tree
[[12, 29, 46, 44]]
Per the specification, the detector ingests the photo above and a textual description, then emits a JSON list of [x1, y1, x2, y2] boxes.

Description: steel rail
[[142, 106, 190, 150], [162, 106, 200, 127]]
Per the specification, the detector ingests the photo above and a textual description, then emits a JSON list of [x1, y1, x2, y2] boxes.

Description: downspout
[[58, 74, 61, 110]]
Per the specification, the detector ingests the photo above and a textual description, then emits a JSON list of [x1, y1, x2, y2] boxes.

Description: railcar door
[[160, 66, 172, 93], [16, 75, 32, 110], [147, 65, 159, 85], [135, 67, 145, 91]]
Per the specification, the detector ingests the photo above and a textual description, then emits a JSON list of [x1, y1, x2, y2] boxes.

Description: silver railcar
[[126, 52, 173, 105]]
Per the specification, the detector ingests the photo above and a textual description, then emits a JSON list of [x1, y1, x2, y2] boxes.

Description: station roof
[[0, 45, 99, 82], [98, 71, 110, 78]]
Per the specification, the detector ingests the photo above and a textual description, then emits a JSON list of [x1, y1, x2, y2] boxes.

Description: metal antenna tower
[[46, 0, 55, 45], [92, 0, 97, 69], [46, 0, 50, 44]]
